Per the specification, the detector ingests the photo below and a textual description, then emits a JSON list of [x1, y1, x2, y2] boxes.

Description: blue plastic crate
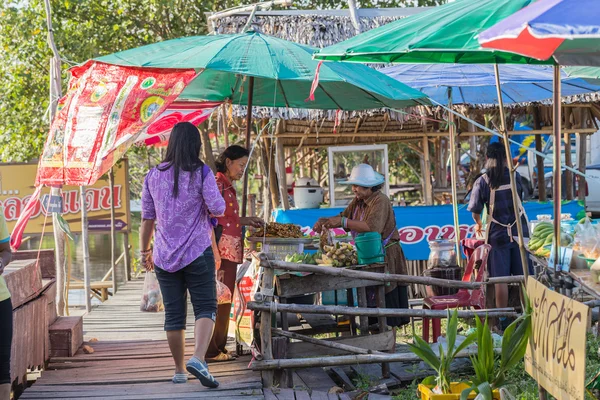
[[322, 288, 358, 306]]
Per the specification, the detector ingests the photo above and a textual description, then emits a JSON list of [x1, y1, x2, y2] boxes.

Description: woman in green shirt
[[0, 208, 13, 400]]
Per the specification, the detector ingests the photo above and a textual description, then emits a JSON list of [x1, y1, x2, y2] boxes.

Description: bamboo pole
[[261, 258, 522, 289], [109, 168, 117, 295], [250, 348, 482, 370], [80, 186, 92, 313], [242, 76, 255, 218], [533, 107, 547, 202], [423, 135, 433, 205], [260, 267, 275, 388], [248, 302, 518, 320], [564, 107, 573, 200], [553, 66, 562, 282], [273, 128, 597, 139], [273, 329, 384, 355], [447, 91, 462, 256], [494, 65, 529, 282], [44, 0, 66, 317], [275, 136, 290, 210]]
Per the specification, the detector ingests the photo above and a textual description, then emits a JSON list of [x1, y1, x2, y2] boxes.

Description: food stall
[[528, 214, 600, 300]]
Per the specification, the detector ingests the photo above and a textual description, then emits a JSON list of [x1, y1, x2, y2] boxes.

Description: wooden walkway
[[19, 279, 360, 400], [20, 278, 264, 399]]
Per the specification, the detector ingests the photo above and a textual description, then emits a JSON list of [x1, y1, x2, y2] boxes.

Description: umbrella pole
[[493, 65, 529, 282], [242, 76, 255, 218], [552, 66, 562, 285], [447, 90, 462, 261]]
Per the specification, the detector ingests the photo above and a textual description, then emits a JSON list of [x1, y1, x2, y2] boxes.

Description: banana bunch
[[316, 242, 358, 267], [284, 252, 319, 265], [529, 222, 573, 258]]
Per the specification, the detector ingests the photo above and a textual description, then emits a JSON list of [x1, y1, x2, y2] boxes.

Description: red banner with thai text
[[36, 61, 197, 186]]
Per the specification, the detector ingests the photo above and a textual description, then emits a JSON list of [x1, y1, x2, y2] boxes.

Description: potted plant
[[460, 288, 533, 400], [409, 309, 480, 399]]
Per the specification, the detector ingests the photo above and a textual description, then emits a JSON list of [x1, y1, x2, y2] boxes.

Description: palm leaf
[[409, 336, 441, 371], [477, 382, 494, 400], [460, 385, 476, 400]]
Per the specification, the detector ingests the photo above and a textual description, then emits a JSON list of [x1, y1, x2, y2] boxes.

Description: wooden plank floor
[[20, 278, 263, 399]]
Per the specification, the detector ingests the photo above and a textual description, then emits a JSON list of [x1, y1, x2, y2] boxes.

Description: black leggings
[[0, 298, 12, 385]]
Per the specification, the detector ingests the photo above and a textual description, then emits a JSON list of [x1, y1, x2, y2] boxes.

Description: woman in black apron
[[467, 142, 532, 328]]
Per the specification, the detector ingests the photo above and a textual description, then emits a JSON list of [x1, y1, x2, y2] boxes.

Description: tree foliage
[[0, 0, 445, 162]]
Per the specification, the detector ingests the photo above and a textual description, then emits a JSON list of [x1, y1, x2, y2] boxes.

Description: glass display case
[[327, 145, 389, 207]]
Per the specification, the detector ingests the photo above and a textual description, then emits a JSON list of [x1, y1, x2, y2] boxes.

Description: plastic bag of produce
[[217, 279, 232, 305], [140, 271, 164, 312]]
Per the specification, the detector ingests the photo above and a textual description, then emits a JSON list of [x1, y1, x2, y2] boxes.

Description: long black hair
[[215, 145, 250, 174], [485, 142, 507, 189], [157, 122, 203, 197]]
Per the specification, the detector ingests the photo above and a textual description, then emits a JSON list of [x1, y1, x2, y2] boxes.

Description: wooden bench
[[68, 281, 113, 301]]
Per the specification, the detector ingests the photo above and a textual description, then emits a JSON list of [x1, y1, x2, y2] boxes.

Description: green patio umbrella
[[97, 31, 429, 215], [565, 66, 600, 85], [96, 31, 429, 111], [315, 0, 554, 279]]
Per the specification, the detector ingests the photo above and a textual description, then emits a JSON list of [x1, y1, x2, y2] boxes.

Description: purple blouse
[[142, 163, 226, 273]]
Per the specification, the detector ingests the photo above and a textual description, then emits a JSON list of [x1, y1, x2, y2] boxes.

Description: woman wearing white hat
[[313, 163, 409, 327]]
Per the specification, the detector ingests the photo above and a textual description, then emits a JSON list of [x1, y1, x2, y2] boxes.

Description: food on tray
[[252, 222, 304, 238], [285, 252, 320, 265], [316, 242, 358, 268]]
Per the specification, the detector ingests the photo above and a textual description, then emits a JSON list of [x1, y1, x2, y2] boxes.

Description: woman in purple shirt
[[140, 122, 226, 388]]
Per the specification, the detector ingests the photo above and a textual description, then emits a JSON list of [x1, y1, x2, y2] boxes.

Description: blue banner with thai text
[[273, 201, 583, 260]]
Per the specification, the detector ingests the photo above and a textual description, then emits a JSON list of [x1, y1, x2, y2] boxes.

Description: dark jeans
[[155, 248, 217, 331], [0, 297, 12, 385]]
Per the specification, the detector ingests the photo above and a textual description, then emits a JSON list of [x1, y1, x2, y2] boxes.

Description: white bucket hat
[[340, 164, 385, 187]]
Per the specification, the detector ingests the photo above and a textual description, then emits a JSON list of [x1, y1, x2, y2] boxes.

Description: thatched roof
[[206, 8, 429, 48], [205, 7, 600, 146]]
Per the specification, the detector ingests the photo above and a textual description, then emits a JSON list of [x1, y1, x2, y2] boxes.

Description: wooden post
[[249, 194, 257, 217], [266, 138, 280, 211], [422, 136, 433, 205], [357, 287, 368, 334], [275, 137, 290, 210], [200, 127, 216, 171], [577, 109, 588, 202], [123, 232, 131, 281], [375, 285, 390, 378], [80, 186, 92, 313], [109, 168, 117, 295], [564, 107, 573, 200], [221, 105, 229, 149], [533, 107, 547, 201], [260, 263, 275, 388], [272, 336, 290, 388]]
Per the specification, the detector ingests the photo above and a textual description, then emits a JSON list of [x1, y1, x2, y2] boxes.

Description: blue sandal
[[186, 357, 220, 388], [172, 373, 188, 384]]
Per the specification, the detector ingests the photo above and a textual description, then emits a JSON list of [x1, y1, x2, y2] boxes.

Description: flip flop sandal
[[207, 352, 235, 362], [172, 373, 188, 384], [186, 357, 220, 388]]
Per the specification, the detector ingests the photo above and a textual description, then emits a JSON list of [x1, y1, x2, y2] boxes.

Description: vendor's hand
[[217, 269, 225, 282], [313, 218, 328, 232], [474, 223, 484, 237], [244, 216, 264, 228], [324, 216, 342, 229]]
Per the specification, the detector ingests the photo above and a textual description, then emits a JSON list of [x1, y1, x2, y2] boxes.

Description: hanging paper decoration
[[36, 61, 197, 187]]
